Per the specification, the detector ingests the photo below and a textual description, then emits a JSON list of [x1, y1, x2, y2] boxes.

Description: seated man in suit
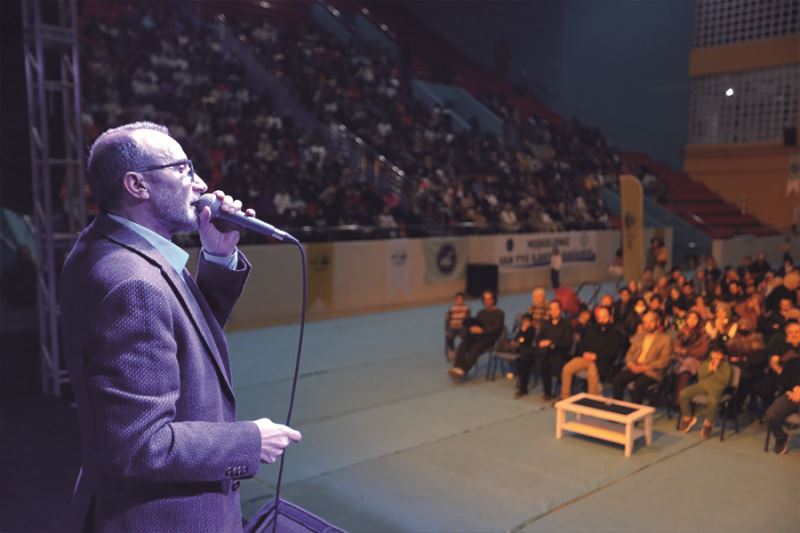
[[448, 290, 505, 380], [560, 306, 624, 398], [612, 311, 673, 404]]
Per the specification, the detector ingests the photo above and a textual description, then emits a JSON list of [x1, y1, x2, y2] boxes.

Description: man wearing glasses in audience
[[60, 122, 301, 532]]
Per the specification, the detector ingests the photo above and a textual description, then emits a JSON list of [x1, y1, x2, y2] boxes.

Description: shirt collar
[[107, 213, 189, 274]]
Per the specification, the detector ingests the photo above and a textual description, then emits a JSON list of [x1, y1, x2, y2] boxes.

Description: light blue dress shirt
[[107, 214, 238, 275]]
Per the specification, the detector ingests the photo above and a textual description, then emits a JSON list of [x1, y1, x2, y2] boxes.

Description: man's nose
[[192, 173, 208, 193]]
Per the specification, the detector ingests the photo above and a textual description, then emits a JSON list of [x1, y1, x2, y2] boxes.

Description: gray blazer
[[60, 214, 261, 532], [624, 331, 674, 381]]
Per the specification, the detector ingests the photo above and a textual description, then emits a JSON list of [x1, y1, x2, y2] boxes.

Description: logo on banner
[[310, 254, 330, 272], [437, 244, 457, 275], [390, 249, 407, 266]]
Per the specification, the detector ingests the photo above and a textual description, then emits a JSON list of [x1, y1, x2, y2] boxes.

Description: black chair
[[677, 365, 741, 441], [626, 379, 661, 405], [764, 412, 800, 452], [486, 327, 516, 381]]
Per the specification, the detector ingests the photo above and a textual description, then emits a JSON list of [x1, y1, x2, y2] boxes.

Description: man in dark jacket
[[449, 290, 505, 379], [520, 299, 572, 400], [560, 306, 624, 398], [61, 122, 301, 532], [764, 354, 800, 454]]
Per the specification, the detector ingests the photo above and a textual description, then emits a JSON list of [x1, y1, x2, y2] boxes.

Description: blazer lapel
[[91, 214, 236, 401]]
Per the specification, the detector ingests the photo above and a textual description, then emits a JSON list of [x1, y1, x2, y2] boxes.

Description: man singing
[[60, 122, 301, 532]]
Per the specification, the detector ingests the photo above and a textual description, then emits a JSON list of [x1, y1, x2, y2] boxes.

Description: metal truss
[[21, 0, 86, 397]]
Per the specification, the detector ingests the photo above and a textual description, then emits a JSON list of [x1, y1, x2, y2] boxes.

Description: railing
[[327, 123, 407, 194], [575, 281, 603, 307]]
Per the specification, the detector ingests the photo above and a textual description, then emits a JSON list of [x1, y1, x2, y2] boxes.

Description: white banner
[[495, 232, 597, 271], [422, 237, 467, 283], [387, 238, 411, 298]]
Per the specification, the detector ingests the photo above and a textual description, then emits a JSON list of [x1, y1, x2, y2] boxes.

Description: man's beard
[[151, 184, 198, 235]]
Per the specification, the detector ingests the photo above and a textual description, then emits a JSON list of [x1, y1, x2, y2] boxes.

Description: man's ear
[[121, 171, 150, 200]]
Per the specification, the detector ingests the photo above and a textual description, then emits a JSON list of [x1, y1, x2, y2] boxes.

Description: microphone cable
[[270, 234, 307, 533]]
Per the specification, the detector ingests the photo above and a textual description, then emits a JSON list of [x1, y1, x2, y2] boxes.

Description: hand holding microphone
[[197, 190, 256, 257], [196, 191, 294, 243]]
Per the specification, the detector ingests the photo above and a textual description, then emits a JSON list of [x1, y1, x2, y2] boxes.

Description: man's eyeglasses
[[130, 159, 195, 180]]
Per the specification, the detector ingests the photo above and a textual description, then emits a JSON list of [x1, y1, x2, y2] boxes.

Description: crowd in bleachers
[[81, 2, 363, 236], [236, 16, 612, 233], [80, 2, 614, 238], [446, 249, 800, 453]]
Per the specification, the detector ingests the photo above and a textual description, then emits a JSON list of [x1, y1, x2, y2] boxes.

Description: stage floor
[[2, 288, 799, 532]]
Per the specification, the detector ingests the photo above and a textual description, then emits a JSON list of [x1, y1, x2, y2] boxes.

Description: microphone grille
[[195, 193, 220, 217]]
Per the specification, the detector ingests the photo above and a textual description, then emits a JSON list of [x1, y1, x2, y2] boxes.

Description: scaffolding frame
[[22, 0, 86, 397]]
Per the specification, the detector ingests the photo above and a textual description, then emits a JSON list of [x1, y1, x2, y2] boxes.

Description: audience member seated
[[445, 291, 471, 360], [560, 306, 624, 399], [510, 314, 537, 399], [622, 298, 647, 337], [528, 287, 548, 329], [726, 317, 767, 415], [672, 310, 711, 402], [704, 302, 737, 345], [763, 354, 800, 455], [448, 290, 505, 380], [754, 320, 800, 413], [678, 344, 733, 439], [613, 287, 633, 325], [612, 311, 672, 404], [765, 271, 799, 312], [665, 285, 689, 323], [518, 300, 573, 401]]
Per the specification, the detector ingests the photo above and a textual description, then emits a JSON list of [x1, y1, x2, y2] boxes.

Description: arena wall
[[188, 228, 672, 330]]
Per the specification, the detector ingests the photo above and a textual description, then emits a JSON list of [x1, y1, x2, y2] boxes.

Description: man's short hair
[[87, 121, 170, 210], [455, 291, 465, 299]]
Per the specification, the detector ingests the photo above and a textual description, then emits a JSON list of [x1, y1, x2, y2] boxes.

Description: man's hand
[[582, 352, 597, 362], [253, 418, 302, 464], [769, 355, 782, 375], [539, 339, 552, 348], [787, 386, 800, 403], [628, 363, 644, 374], [199, 190, 256, 257], [469, 325, 484, 335]]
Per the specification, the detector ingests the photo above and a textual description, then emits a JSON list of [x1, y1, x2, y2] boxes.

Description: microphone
[[195, 193, 294, 242]]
